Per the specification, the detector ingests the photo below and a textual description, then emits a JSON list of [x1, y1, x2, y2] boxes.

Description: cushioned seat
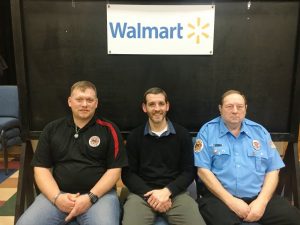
[[0, 85, 22, 174], [0, 117, 20, 130]]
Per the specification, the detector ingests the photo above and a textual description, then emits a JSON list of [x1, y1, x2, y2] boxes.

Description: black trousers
[[197, 194, 300, 225]]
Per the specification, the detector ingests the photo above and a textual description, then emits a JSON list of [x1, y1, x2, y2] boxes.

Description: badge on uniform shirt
[[252, 140, 261, 151], [269, 141, 276, 149], [194, 139, 204, 152], [89, 136, 101, 148]]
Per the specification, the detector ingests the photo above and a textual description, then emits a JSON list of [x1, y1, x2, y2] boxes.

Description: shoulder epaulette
[[244, 119, 268, 135]]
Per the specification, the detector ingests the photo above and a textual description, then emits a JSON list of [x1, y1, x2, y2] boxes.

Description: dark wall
[[13, 0, 300, 135], [0, 0, 16, 84]]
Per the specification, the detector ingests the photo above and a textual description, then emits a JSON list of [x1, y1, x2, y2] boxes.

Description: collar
[[218, 117, 251, 138], [144, 119, 176, 137], [67, 114, 97, 132]]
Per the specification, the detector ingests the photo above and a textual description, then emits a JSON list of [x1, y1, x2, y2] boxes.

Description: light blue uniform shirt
[[194, 116, 285, 198]]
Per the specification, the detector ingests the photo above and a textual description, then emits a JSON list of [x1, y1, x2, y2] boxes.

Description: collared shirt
[[32, 115, 127, 193], [144, 120, 176, 137], [194, 116, 284, 198]]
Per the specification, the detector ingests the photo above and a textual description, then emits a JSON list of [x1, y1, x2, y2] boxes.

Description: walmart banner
[[107, 4, 215, 55]]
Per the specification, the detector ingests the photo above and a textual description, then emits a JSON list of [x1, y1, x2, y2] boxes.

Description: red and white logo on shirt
[[89, 136, 101, 147], [194, 139, 204, 152], [252, 140, 261, 151]]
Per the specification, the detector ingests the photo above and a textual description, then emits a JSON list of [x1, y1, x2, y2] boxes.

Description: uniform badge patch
[[252, 140, 261, 151], [269, 141, 276, 149], [89, 136, 101, 148], [194, 139, 204, 152]]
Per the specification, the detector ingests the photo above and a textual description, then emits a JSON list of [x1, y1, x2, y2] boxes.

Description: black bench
[[14, 132, 300, 225]]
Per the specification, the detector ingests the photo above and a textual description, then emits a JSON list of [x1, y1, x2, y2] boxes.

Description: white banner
[[107, 4, 215, 55]]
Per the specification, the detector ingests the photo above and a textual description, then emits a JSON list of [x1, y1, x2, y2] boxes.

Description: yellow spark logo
[[187, 17, 210, 44]]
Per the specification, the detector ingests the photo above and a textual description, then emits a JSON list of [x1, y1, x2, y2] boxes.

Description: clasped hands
[[144, 187, 172, 213], [228, 197, 267, 222], [54, 192, 92, 222]]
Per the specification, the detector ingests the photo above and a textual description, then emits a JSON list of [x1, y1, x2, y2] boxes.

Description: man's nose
[[232, 105, 238, 112], [81, 100, 88, 106], [154, 104, 160, 110]]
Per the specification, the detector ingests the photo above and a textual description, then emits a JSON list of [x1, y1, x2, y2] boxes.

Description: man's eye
[[87, 99, 94, 103]]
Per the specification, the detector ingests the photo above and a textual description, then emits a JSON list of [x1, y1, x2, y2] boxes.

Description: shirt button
[[237, 165, 240, 168], [235, 153, 239, 156]]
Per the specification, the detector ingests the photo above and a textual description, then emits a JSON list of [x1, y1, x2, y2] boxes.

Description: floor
[[0, 146, 21, 225]]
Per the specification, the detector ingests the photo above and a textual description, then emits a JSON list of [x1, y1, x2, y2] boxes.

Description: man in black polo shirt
[[121, 87, 206, 225], [16, 81, 127, 225]]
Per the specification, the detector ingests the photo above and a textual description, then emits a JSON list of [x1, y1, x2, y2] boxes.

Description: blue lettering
[[169, 27, 176, 38], [109, 22, 127, 38], [159, 27, 168, 39], [127, 26, 136, 38], [143, 26, 158, 38], [177, 23, 183, 39], [109, 22, 184, 39], [137, 23, 141, 38]]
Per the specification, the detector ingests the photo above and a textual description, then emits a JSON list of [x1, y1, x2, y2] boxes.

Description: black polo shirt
[[32, 115, 127, 194]]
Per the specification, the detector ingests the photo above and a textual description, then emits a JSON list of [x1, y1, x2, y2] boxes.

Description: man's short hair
[[143, 87, 168, 104], [70, 81, 97, 97], [220, 90, 247, 105]]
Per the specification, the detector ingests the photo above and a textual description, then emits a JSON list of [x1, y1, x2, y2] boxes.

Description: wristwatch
[[88, 191, 98, 204]]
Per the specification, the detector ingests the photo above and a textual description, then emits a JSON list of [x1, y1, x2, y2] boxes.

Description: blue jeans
[[16, 189, 120, 225], [154, 217, 168, 225]]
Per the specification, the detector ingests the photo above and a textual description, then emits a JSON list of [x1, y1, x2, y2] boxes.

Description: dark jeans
[[197, 193, 300, 225]]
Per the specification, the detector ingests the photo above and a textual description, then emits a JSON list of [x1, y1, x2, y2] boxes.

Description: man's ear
[[142, 103, 147, 113], [68, 97, 72, 107], [218, 104, 222, 113]]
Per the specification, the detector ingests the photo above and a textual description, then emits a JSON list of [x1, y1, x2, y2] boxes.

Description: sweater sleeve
[[121, 130, 152, 197], [165, 129, 195, 197]]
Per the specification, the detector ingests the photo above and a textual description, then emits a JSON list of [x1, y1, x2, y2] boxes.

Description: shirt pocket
[[85, 146, 103, 160], [247, 149, 269, 173], [211, 147, 231, 170]]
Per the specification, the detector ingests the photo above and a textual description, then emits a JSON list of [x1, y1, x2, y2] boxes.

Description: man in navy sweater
[[121, 87, 205, 225]]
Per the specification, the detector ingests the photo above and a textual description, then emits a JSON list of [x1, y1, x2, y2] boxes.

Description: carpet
[[0, 158, 20, 217]]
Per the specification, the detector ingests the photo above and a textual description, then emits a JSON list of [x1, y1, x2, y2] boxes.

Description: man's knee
[[166, 193, 205, 225], [197, 196, 240, 225], [122, 193, 155, 225], [262, 195, 300, 225]]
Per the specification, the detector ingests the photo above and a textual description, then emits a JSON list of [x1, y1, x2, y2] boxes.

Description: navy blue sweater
[[121, 122, 195, 198]]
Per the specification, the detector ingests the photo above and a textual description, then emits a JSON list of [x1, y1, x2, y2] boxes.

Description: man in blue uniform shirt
[[194, 90, 300, 225]]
